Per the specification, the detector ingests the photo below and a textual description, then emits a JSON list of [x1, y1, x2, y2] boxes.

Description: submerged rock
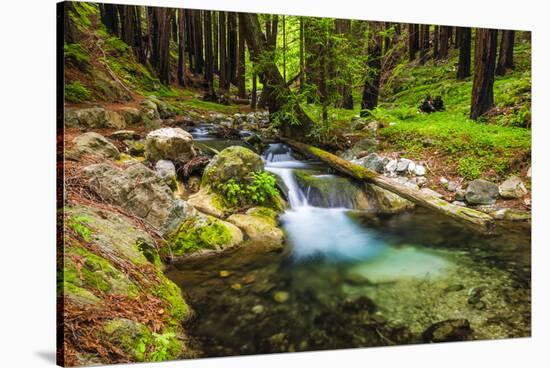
[[499, 175, 528, 199], [227, 207, 284, 245], [68, 132, 120, 161], [422, 319, 473, 343], [465, 179, 499, 205], [145, 127, 196, 163]]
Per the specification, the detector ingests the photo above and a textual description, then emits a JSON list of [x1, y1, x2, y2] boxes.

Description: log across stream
[[165, 141, 531, 357]]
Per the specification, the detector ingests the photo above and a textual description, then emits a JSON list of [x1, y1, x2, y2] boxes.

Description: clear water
[[165, 143, 531, 357]]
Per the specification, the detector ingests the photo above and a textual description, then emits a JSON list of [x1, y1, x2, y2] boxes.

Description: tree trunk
[[194, 10, 204, 75], [282, 138, 495, 233], [299, 17, 305, 91], [438, 25, 450, 59], [361, 22, 383, 114], [204, 11, 214, 95], [251, 71, 257, 110], [212, 12, 218, 75], [457, 27, 472, 79], [100, 4, 119, 36], [433, 25, 439, 59], [151, 7, 172, 84], [218, 12, 227, 94], [63, 2, 76, 43], [239, 13, 314, 139], [419, 24, 430, 64], [496, 30, 515, 75], [228, 13, 238, 85], [408, 24, 418, 61], [177, 9, 186, 86], [237, 17, 247, 99], [470, 28, 498, 120]]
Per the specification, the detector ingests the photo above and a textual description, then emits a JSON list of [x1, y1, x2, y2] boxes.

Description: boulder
[[105, 110, 127, 129], [118, 107, 142, 125], [68, 132, 120, 160], [202, 146, 263, 188], [84, 163, 176, 228], [145, 127, 196, 163], [414, 164, 426, 176], [187, 189, 226, 218], [353, 153, 386, 173], [385, 159, 398, 173], [465, 179, 499, 205], [367, 184, 415, 213], [227, 207, 284, 245], [139, 99, 160, 120], [167, 214, 243, 256], [155, 160, 177, 189], [64, 108, 127, 129], [127, 140, 145, 156], [342, 138, 378, 160], [422, 319, 472, 343], [499, 175, 528, 199]]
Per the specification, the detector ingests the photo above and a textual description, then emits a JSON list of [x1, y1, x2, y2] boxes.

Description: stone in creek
[[465, 179, 499, 205], [273, 291, 290, 303], [252, 305, 265, 314], [422, 319, 473, 343], [219, 270, 231, 278], [230, 283, 242, 291], [499, 175, 528, 199]]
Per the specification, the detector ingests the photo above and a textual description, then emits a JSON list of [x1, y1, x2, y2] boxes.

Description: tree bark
[[470, 28, 498, 120], [361, 22, 383, 114], [496, 30, 515, 75], [204, 10, 214, 95], [419, 24, 430, 64], [218, 12, 227, 94], [177, 9, 186, 86], [151, 7, 172, 84], [237, 16, 247, 98], [433, 25, 439, 59], [251, 71, 257, 110], [438, 25, 450, 59], [100, 4, 119, 36], [228, 13, 238, 85], [283, 138, 495, 233], [457, 27, 472, 79], [408, 24, 418, 61], [239, 13, 314, 139]]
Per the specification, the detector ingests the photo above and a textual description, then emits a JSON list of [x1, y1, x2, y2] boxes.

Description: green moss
[[65, 81, 92, 103], [168, 216, 232, 255], [64, 246, 139, 297], [136, 238, 162, 269], [64, 43, 90, 69], [151, 273, 189, 323]]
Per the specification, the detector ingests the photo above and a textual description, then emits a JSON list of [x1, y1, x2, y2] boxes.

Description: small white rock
[[414, 165, 426, 176]]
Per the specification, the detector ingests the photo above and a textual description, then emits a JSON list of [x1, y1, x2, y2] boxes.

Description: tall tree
[[433, 25, 439, 59], [218, 11, 227, 94], [438, 25, 450, 59], [408, 24, 418, 61], [470, 28, 498, 120], [239, 13, 314, 139], [228, 13, 238, 84], [204, 10, 215, 96], [119, 6, 144, 63], [361, 22, 383, 114], [237, 16, 247, 98], [212, 12, 219, 75], [496, 30, 515, 75], [419, 24, 430, 64], [457, 27, 472, 79], [299, 17, 305, 91], [177, 9, 186, 86], [150, 7, 172, 84], [99, 4, 119, 36], [193, 10, 204, 74]]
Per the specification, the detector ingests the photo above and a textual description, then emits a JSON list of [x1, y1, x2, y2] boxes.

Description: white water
[[263, 143, 450, 279]]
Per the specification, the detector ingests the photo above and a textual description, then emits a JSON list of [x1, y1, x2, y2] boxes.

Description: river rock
[[499, 176, 528, 199], [201, 146, 263, 188], [145, 127, 196, 163], [385, 159, 398, 173], [367, 184, 415, 213], [422, 319, 473, 343], [447, 180, 460, 192], [148, 96, 177, 119], [396, 158, 413, 175], [65, 107, 126, 129], [84, 163, 176, 228], [68, 132, 120, 160], [342, 138, 378, 160], [353, 153, 386, 173], [227, 207, 284, 245], [155, 160, 177, 189], [414, 164, 426, 176], [465, 179, 499, 205], [187, 189, 226, 218], [139, 98, 160, 120]]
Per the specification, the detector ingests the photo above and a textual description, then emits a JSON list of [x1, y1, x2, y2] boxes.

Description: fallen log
[[282, 138, 495, 233]]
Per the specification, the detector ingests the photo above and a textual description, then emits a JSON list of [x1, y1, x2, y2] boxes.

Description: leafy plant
[[218, 171, 279, 207], [65, 81, 91, 103], [67, 215, 92, 241], [149, 332, 178, 361], [457, 157, 483, 180]]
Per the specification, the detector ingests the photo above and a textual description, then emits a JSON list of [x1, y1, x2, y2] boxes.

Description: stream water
[[166, 139, 531, 357]]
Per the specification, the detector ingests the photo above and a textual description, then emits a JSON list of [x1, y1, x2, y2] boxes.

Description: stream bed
[[166, 137, 531, 357]]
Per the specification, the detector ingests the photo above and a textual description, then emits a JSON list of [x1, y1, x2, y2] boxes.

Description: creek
[[166, 133, 531, 357]]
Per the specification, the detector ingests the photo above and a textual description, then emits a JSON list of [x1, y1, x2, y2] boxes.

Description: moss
[[151, 273, 189, 323], [64, 43, 90, 70], [167, 216, 232, 255], [65, 81, 92, 103], [64, 246, 139, 297], [136, 238, 162, 269]]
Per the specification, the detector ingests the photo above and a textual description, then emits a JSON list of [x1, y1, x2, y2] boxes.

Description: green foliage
[[217, 171, 279, 207], [149, 332, 180, 361], [65, 81, 92, 103], [67, 215, 92, 241], [64, 43, 90, 68], [457, 157, 483, 180]]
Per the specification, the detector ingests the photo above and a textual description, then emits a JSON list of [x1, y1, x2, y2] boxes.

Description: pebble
[[273, 291, 290, 303], [219, 270, 231, 278], [414, 165, 426, 176], [230, 283, 242, 290], [252, 305, 265, 314]]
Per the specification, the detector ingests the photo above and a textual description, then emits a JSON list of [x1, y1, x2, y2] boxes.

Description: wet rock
[[155, 160, 177, 189], [367, 184, 415, 214], [201, 146, 263, 188], [227, 207, 284, 245], [422, 319, 473, 343], [465, 179, 499, 205], [68, 132, 120, 161], [353, 153, 386, 173], [145, 127, 196, 163], [110, 130, 141, 141], [273, 291, 290, 303], [499, 175, 528, 199]]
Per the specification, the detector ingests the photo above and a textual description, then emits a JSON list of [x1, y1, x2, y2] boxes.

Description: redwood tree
[[177, 9, 186, 86], [457, 27, 472, 79], [361, 22, 383, 114], [470, 28, 498, 120], [496, 30, 515, 75]]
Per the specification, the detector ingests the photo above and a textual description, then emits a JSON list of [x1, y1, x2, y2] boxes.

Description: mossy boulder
[[366, 184, 415, 213], [147, 96, 177, 119], [293, 170, 369, 210], [118, 107, 142, 125], [65, 107, 127, 129], [187, 189, 227, 218], [68, 132, 120, 161], [139, 98, 160, 120], [145, 127, 196, 163], [201, 146, 264, 188], [227, 207, 284, 245], [167, 214, 243, 256]]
